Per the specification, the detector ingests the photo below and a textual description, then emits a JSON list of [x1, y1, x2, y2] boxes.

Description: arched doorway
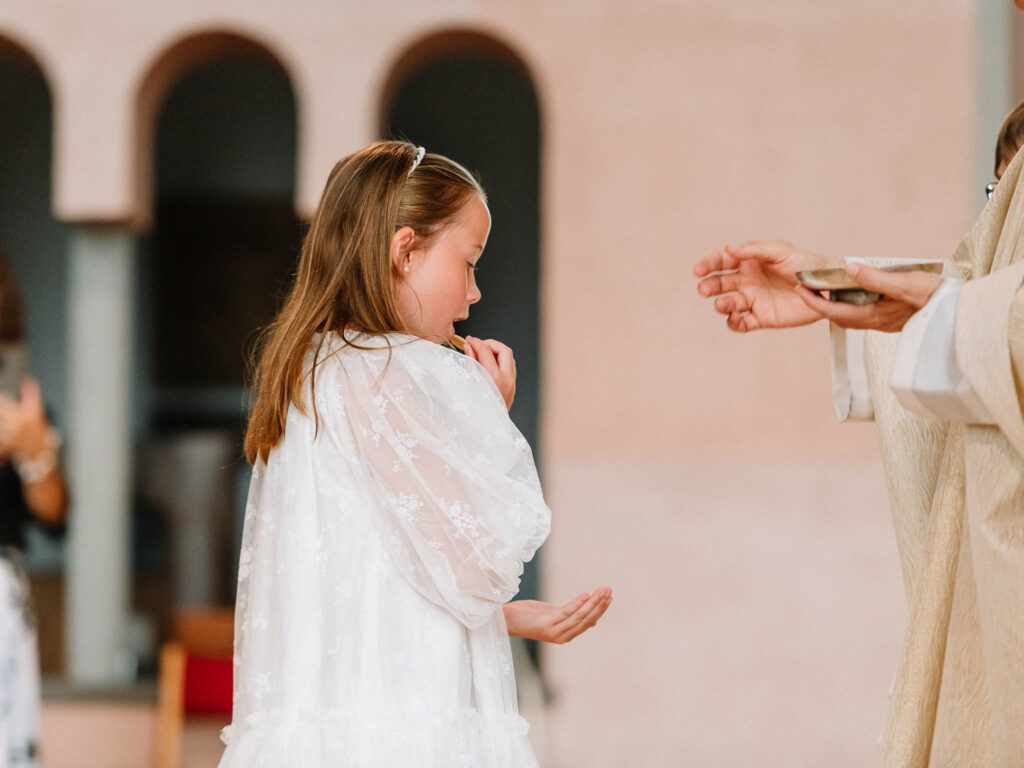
[[0, 39, 67, 437], [138, 33, 299, 616], [380, 31, 543, 600], [0, 36, 68, 676]]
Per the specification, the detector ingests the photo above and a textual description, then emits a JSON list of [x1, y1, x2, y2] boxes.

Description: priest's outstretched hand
[[694, 240, 836, 331], [694, 240, 944, 333]]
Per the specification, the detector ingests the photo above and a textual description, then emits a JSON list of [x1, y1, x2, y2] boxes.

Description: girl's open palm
[[504, 588, 613, 644], [694, 241, 836, 332]]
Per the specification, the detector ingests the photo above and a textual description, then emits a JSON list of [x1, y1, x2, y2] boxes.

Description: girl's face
[[394, 196, 490, 341]]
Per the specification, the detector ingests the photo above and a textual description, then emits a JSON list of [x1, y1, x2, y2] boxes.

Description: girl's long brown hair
[[244, 141, 484, 464]]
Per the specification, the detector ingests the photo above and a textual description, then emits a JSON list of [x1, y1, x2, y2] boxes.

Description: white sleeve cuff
[[831, 324, 874, 421], [890, 279, 994, 423]]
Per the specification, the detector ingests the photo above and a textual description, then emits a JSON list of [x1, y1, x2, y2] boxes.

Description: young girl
[[219, 141, 611, 767]]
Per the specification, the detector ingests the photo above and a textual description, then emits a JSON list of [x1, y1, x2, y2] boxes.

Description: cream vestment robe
[[841, 149, 1024, 767]]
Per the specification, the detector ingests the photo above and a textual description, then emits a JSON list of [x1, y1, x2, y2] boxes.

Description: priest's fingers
[[726, 241, 843, 274], [795, 285, 915, 332], [693, 249, 740, 277], [697, 272, 742, 298], [724, 240, 808, 264], [846, 263, 943, 310], [727, 313, 759, 333], [714, 293, 750, 316]]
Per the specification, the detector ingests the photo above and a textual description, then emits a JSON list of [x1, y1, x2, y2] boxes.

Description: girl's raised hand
[[503, 588, 613, 644], [463, 336, 516, 410]]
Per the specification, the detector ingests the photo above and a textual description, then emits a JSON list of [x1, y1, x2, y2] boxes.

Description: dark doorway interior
[[382, 45, 543, 601], [153, 54, 300, 404], [147, 53, 299, 610]]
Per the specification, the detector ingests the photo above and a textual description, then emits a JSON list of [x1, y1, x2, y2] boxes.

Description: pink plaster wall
[[531, 1, 974, 463], [519, 3, 974, 765]]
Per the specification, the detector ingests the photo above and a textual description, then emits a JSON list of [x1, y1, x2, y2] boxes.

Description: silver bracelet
[[13, 428, 61, 485]]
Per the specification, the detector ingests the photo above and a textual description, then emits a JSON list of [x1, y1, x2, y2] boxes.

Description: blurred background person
[[0, 248, 68, 768], [993, 99, 1024, 183]]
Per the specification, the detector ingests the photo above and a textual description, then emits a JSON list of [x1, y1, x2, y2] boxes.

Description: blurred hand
[[694, 240, 841, 332], [0, 378, 51, 461], [794, 262, 944, 332], [504, 588, 613, 644], [463, 336, 516, 409]]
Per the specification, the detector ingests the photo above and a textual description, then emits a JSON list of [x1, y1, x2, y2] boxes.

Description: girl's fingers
[[560, 593, 613, 641], [576, 591, 612, 626], [552, 594, 596, 631], [480, 339, 514, 373], [466, 336, 499, 376], [465, 338, 514, 371], [554, 589, 607, 630], [554, 593, 590, 624]]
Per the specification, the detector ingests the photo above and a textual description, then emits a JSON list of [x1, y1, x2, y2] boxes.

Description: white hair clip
[[408, 146, 426, 177]]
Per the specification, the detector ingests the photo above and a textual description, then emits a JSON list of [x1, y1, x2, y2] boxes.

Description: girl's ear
[[390, 226, 416, 275]]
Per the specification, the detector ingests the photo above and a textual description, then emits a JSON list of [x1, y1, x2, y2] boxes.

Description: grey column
[[66, 226, 135, 684], [976, 0, 1015, 212]]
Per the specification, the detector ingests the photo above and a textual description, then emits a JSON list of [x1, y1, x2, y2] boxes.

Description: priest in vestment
[[694, 144, 1024, 767]]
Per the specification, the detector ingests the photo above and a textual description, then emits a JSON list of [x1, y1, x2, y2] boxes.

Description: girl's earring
[[404, 265, 410, 272]]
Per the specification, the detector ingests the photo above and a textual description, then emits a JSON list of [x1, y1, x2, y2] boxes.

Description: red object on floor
[[183, 655, 233, 715]]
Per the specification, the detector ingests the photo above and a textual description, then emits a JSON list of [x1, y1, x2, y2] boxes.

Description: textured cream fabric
[[865, 147, 1024, 767]]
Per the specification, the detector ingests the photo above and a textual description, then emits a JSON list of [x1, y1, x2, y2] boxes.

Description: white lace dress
[[0, 548, 39, 768], [219, 333, 551, 768]]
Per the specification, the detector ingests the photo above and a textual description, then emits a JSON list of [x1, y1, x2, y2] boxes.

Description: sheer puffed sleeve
[[320, 338, 550, 628]]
